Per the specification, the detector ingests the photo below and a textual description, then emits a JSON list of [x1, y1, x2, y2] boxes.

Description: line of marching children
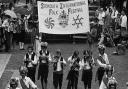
[[7, 42, 118, 89]]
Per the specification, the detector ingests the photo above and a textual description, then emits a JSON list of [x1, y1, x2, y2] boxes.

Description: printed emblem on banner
[[58, 10, 69, 28], [44, 17, 55, 29], [72, 15, 84, 29]]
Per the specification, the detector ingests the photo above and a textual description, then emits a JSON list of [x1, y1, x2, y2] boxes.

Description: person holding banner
[[37, 42, 52, 89], [67, 51, 81, 89]]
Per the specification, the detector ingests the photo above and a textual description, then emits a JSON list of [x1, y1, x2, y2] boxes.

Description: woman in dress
[[81, 50, 95, 89]]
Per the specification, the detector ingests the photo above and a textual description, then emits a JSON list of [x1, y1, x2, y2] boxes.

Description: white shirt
[[7, 77, 37, 89], [98, 11, 105, 25], [68, 56, 81, 70], [24, 52, 38, 67], [121, 15, 127, 28], [39, 50, 52, 63], [2, 19, 10, 32], [56, 57, 66, 71], [80, 57, 94, 70], [97, 53, 109, 68]]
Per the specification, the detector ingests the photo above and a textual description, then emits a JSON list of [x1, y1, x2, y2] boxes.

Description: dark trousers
[[5, 31, 11, 52], [40, 71, 48, 89], [98, 25, 103, 38], [27, 67, 36, 83], [97, 67, 105, 86], [121, 27, 127, 41], [67, 71, 79, 89], [38, 64, 49, 89], [53, 72, 63, 89], [82, 69, 92, 89], [0, 28, 4, 47]]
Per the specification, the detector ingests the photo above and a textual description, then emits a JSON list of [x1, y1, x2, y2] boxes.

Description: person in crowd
[[113, 27, 121, 48], [2, 14, 11, 52], [95, 45, 110, 86], [18, 15, 25, 50], [105, 7, 113, 29], [97, 8, 106, 38], [24, 46, 38, 82], [37, 42, 52, 89], [7, 78, 20, 89], [87, 32, 94, 51], [120, 10, 127, 41], [24, 15, 30, 32], [111, 6, 119, 28], [113, 40, 126, 55], [11, 20, 18, 50], [115, 13, 121, 29], [80, 50, 95, 89], [9, 20, 15, 50], [67, 50, 81, 89], [99, 65, 117, 89], [0, 16, 4, 49], [52, 49, 67, 89], [90, 21, 98, 41]]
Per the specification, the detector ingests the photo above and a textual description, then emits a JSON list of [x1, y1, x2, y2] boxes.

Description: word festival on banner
[[38, 0, 90, 34]]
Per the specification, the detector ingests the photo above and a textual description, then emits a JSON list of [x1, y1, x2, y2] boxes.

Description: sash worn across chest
[[98, 56, 106, 64], [20, 79, 29, 89]]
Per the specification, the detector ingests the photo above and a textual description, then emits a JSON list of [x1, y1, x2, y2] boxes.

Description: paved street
[[0, 43, 128, 89]]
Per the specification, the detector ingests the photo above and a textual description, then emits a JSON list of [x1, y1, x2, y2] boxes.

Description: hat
[[41, 42, 48, 47], [19, 66, 28, 74], [98, 45, 106, 50]]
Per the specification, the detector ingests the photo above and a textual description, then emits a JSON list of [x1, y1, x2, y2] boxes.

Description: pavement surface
[[0, 43, 128, 89]]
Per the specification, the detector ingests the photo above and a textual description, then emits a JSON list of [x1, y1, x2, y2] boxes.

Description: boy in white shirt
[[52, 49, 66, 89]]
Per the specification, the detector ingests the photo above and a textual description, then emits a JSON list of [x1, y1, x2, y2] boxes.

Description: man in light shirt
[[96, 45, 110, 86], [2, 15, 11, 52], [7, 66, 38, 89], [24, 46, 38, 82], [120, 10, 127, 40], [97, 8, 105, 38], [52, 49, 66, 89]]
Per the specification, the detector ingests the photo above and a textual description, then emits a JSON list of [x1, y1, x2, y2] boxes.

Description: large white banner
[[38, 0, 90, 34]]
